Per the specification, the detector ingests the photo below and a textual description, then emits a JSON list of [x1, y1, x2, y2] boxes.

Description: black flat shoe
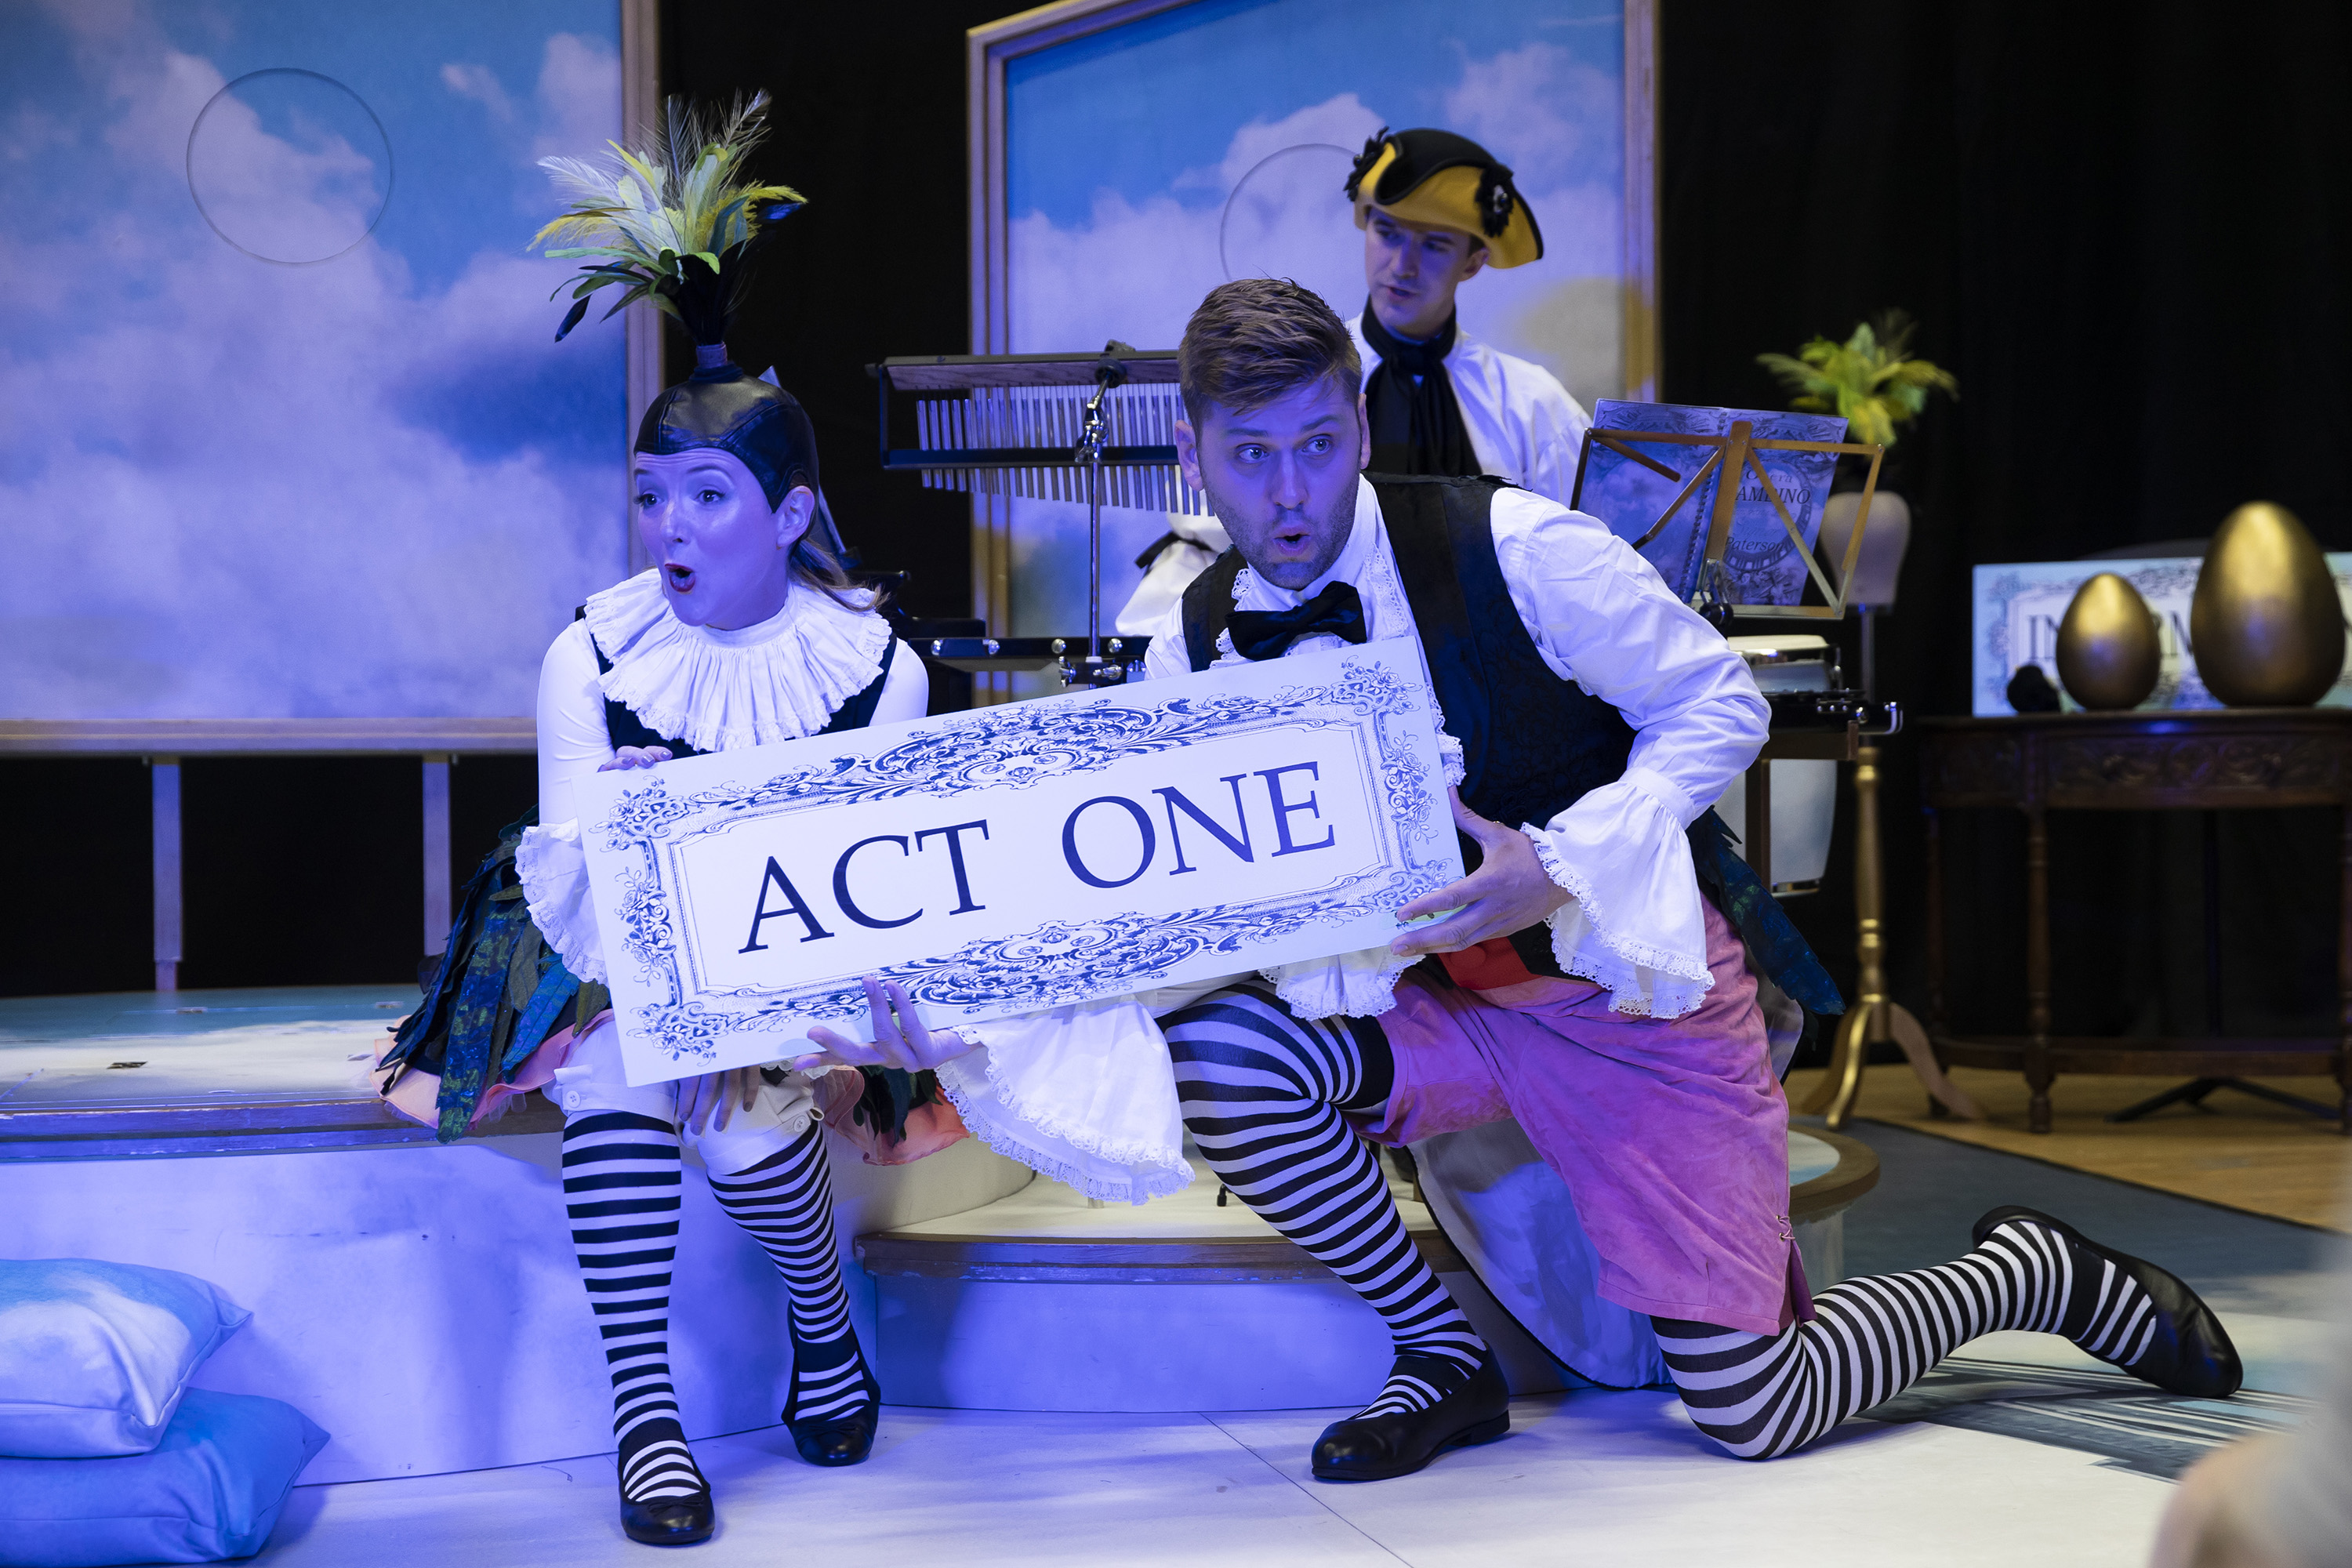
[[1973, 1203, 2242, 1398], [783, 1337, 882, 1467], [789, 1401, 879, 1467], [620, 1492, 714, 1547], [1311, 1349, 1510, 1483]]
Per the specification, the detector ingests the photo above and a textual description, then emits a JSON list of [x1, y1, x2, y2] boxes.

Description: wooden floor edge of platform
[[1849, 1113, 2351, 1236], [1789, 1129, 1880, 1217], [0, 718, 537, 755], [0, 1099, 565, 1154]]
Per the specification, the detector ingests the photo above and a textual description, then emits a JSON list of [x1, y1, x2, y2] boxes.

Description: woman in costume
[[381, 98, 961, 1548]]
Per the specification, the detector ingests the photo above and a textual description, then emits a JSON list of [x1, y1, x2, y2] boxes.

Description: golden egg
[[2190, 502, 2346, 707], [2055, 572, 2161, 710]]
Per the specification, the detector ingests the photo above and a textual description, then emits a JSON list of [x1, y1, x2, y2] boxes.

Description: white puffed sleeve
[[515, 620, 616, 983], [1492, 491, 1769, 1017], [935, 996, 1197, 1205]]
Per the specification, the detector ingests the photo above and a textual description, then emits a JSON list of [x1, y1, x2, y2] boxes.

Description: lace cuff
[[1525, 768, 1711, 1018], [515, 819, 606, 983], [935, 1000, 1193, 1205]]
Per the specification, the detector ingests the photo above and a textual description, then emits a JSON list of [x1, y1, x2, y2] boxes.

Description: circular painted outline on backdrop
[[1218, 142, 1353, 282], [185, 67, 395, 266]]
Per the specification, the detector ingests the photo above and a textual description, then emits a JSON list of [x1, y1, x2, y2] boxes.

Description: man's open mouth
[[663, 562, 696, 593]]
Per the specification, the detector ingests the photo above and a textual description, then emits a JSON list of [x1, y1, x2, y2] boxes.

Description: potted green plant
[[1756, 309, 1958, 451], [1758, 310, 1958, 614]]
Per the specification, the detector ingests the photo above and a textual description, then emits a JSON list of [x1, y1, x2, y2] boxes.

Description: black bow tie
[[1226, 582, 1369, 661]]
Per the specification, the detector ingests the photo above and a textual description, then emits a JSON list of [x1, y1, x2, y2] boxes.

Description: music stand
[[1570, 418, 1886, 622]]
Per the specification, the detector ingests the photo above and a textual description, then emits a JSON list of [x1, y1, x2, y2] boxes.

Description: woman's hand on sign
[[1390, 788, 1573, 956], [788, 978, 974, 1074], [598, 745, 674, 772], [675, 1065, 763, 1134]]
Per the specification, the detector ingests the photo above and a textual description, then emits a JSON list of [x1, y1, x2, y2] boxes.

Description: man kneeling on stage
[[807, 278, 2241, 1482]]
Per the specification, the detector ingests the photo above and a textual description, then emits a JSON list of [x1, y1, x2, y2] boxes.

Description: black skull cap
[[633, 358, 819, 510]]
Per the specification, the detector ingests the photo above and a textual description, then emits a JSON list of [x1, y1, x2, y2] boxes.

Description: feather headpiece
[[533, 93, 804, 344]]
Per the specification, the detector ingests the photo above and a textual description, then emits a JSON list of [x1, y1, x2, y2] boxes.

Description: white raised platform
[[0, 986, 1033, 1483], [0, 989, 1879, 1470], [855, 1131, 1878, 1412]]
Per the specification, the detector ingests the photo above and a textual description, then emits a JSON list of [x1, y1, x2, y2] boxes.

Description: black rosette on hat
[[1344, 126, 1544, 269]]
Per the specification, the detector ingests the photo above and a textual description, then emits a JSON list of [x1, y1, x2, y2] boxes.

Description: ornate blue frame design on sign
[[591, 653, 1452, 1065]]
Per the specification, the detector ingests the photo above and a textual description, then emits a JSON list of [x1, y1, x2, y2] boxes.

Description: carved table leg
[[2025, 804, 2053, 1134], [1925, 807, 1948, 1117], [2339, 804, 2350, 1134]]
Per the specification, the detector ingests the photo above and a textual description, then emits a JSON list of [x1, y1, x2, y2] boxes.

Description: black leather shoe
[[1973, 1204, 2242, 1398], [789, 1401, 879, 1467], [1311, 1349, 1510, 1483], [783, 1340, 882, 1467], [620, 1492, 714, 1547]]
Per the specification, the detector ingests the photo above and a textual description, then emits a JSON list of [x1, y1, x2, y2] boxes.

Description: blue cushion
[[0, 1388, 328, 1566], [0, 1260, 250, 1458]]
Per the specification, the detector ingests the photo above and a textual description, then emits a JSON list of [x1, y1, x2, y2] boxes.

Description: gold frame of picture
[[960, 0, 1662, 646]]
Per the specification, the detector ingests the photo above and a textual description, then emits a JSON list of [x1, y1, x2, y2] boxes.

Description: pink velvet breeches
[[1352, 901, 1802, 1335]]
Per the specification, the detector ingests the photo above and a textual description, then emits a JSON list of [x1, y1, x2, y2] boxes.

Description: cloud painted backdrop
[[0, 0, 626, 720], [996, 0, 1628, 647]]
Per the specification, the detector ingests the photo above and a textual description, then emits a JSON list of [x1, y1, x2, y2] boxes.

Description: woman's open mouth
[[662, 562, 696, 593]]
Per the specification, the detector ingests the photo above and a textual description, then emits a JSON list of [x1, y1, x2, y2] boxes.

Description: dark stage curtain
[[657, 0, 1007, 623], [9, 2, 2348, 1000], [1660, 2, 2352, 1052]]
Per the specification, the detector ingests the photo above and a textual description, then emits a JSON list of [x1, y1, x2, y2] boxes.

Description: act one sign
[[577, 642, 1461, 1084]]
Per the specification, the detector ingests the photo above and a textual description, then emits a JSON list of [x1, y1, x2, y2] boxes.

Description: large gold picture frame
[[961, 0, 1661, 642]]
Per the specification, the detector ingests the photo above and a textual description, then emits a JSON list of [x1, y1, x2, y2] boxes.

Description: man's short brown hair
[[1178, 279, 1362, 428]]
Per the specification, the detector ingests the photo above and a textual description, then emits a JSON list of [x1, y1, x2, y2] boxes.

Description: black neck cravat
[[1225, 582, 1369, 661], [1361, 301, 1477, 477]]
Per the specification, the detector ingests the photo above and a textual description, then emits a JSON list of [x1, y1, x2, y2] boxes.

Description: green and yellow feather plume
[[533, 93, 804, 344]]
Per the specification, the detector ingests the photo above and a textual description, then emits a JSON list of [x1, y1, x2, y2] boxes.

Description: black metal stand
[[2107, 811, 2340, 1124], [2107, 1076, 2343, 1122]]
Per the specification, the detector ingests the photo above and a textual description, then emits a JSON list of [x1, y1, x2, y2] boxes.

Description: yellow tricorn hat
[[1346, 127, 1543, 269]]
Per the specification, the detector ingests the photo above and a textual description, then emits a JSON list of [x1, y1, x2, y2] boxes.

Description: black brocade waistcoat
[[1181, 474, 1632, 978]]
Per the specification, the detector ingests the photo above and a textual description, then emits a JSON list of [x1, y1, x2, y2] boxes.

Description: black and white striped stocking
[[706, 1122, 871, 1424], [1164, 985, 1486, 1418], [1656, 1213, 2161, 1459], [561, 1109, 706, 1503]]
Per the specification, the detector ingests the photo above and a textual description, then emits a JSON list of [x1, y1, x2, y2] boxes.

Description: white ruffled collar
[[581, 570, 891, 753]]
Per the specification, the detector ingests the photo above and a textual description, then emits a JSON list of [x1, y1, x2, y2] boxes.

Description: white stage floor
[[257, 1325, 2322, 1568], [9, 988, 2328, 1563], [262, 1372, 2201, 1568]]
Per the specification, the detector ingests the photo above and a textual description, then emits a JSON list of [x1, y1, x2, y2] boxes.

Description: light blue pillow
[[0, 1260, 251, 1458], [0, 1388, 328, 1567]]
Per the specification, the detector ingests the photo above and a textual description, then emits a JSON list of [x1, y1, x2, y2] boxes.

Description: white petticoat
[[935, 996, 1200, 1205]]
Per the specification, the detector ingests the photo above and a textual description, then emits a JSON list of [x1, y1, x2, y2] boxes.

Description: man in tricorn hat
[[1116, 125, 1590, 633], [1345, 125, 1591, 502]]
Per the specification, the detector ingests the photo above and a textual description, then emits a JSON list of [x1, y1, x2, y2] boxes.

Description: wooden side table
[[1919, 710, 2352, 1133]]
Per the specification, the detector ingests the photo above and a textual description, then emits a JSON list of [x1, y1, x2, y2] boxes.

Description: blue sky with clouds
[[0, 0, 626, 720], [1007, 0, 1621, 226], [997, 0, 1631, 644]]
